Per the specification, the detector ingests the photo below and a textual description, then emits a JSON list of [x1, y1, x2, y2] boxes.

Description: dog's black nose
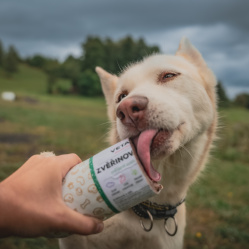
[[116, 96, 148, 129]]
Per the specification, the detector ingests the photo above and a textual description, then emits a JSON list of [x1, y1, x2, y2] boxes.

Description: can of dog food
[[62, 138, 162, 220]]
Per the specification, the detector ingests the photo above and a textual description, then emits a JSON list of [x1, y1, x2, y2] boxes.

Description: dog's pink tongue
[[136, 130, 161, 182]]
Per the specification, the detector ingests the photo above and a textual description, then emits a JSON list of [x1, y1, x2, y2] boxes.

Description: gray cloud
[[1, 0, 248, 42], [0, 0, 248, 98]]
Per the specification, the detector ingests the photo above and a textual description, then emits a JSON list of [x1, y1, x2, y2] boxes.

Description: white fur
[[60, 37, 217, 249]]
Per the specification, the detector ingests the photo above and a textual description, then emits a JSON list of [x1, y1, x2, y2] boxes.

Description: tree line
[[25, 36, 160, 96], [0, 36, 248, 109]]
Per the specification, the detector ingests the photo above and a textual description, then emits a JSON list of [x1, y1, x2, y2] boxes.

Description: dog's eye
[[163, 73, 175, 79], [117, 92, 128, 103], [158, 72, 179, 83]]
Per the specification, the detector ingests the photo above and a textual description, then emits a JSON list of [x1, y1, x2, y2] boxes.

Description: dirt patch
[[23, 96, 39, 104], [14, 95, 39, 104], [0, 133, 39, 144], [0, 117, 6, 123]]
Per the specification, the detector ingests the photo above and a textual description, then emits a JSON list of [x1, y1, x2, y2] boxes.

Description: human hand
[[0, 154, 104, 238]]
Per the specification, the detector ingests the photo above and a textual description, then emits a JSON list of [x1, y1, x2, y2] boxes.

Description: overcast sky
[[0, 0, 249, 98]]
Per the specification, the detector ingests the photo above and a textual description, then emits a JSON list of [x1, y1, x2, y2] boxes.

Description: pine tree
[[217, 81, 230, 108], [3, 45, 19, 75], [0, 40, 4, 67]]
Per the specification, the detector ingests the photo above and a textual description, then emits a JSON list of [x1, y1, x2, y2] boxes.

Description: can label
[[90, 139, 155, 213], [62, 139, 156, 220]]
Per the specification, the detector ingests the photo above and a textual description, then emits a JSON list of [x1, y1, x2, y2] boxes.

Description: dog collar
[[132, 198, 185, 220], [132, 198, 185, 236]]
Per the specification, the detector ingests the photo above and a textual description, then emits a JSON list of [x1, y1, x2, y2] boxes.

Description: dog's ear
[[95, 66, 118, 120], [176, 37, 208, 68], [176, 37, 217, 103]]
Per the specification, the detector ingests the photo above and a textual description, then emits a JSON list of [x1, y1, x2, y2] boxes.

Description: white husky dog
[[60, 38, 217, 249]]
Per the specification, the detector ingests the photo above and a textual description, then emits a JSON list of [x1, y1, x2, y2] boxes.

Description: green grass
[[0, 64, 47, 94], [0, 95, 108, 165], [0, 66, 249, 249], [185, 108, 249, 249]]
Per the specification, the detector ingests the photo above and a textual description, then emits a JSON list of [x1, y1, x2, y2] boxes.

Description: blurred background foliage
[[1, 36, 248, 108], [1, 36, 159, 97]]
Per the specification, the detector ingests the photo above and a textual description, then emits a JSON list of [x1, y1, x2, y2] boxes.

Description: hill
[[0, 63, 71, 95]]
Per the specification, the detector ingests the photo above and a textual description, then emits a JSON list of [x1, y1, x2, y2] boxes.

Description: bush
[[26, 54, 47, 68], [55, 81, 72, 95], [234, 93, 249, 109], [77, 70, 102, 96]]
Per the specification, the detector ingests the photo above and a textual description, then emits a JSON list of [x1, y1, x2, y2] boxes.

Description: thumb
[[60, 206, 104, 235]]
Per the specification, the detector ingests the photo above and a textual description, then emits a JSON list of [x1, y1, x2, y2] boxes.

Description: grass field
[[0, 65, 249, 249]]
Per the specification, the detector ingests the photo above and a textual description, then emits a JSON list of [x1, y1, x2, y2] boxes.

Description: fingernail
[[96, 222, 104, 233]]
